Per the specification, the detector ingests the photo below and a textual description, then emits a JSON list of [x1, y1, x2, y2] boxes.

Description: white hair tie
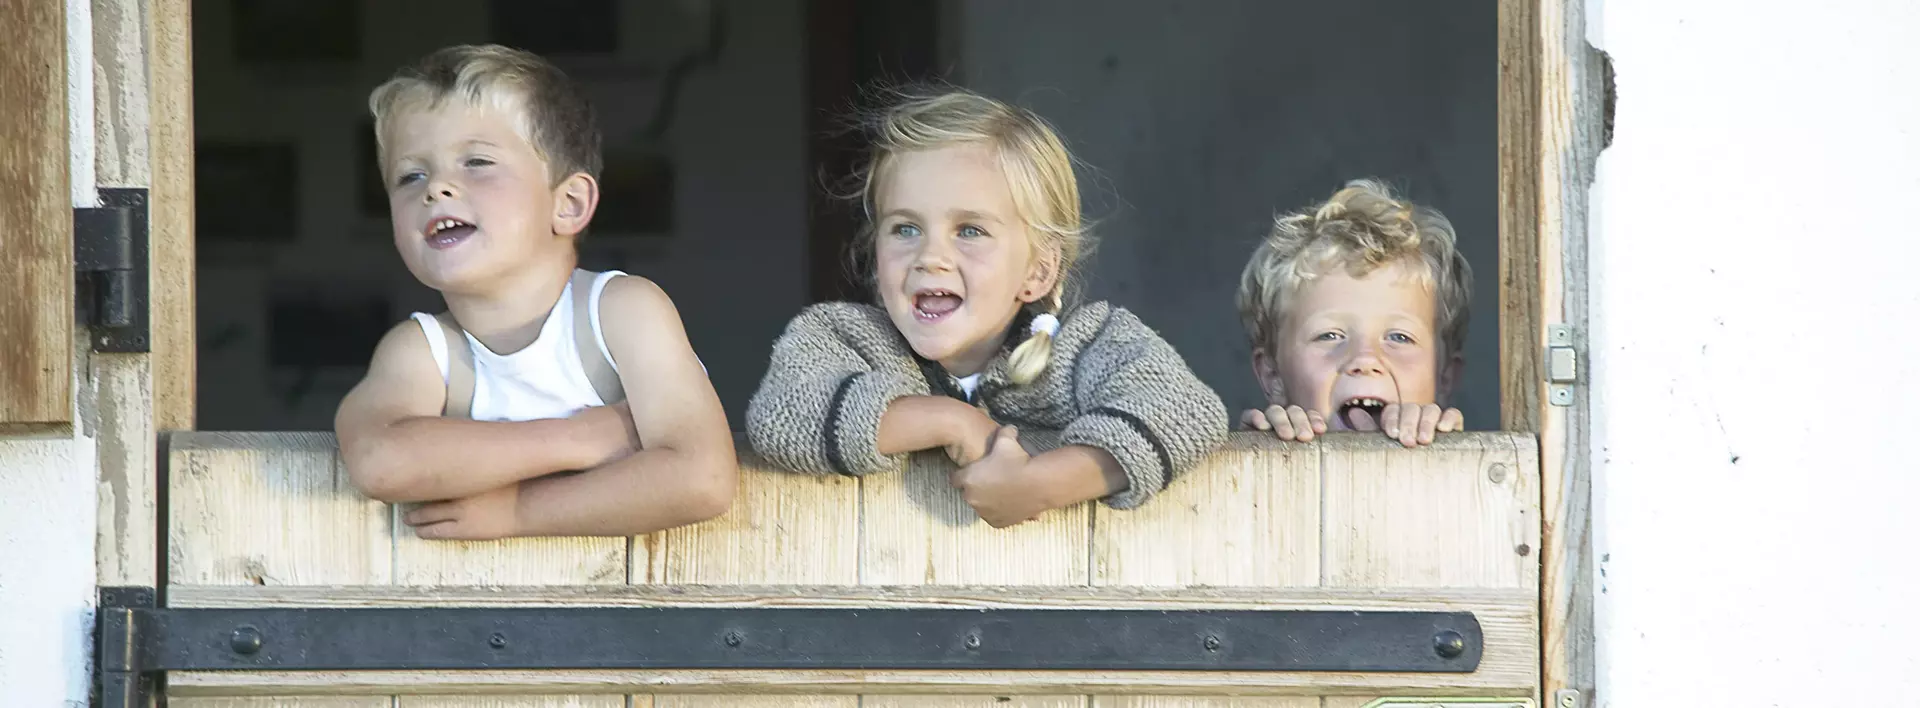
[[1029, 312, 1061, 338]]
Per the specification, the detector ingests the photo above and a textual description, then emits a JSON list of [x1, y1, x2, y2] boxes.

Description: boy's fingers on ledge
[[1239, 408, 1271, 430]]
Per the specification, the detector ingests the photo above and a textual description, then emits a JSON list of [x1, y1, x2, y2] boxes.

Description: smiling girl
[[745, 87, 1228, 527]]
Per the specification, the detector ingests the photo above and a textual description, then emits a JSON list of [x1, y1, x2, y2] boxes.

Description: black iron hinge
[[92, 585, 1484, 706], [74, 188, 151, 353], [95, 586, 160, 708]]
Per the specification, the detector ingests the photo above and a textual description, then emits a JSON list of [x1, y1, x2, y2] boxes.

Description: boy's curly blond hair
[[368, 44, 600, 186], [1236, 178, 1473, 361]]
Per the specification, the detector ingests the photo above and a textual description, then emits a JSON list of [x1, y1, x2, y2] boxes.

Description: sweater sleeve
[[745, 304, 931, 477], [1060, 307, 1230, 509]]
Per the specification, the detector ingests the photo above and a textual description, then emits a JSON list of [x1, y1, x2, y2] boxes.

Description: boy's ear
[[551, 172, 600, 238], [1437, 350, 1465, 407], [1251, 347, 1285, 406]]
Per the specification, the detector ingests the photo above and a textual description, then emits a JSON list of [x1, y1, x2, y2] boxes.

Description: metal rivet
[[230, 626, 263, 655], [1488, 463, 1510, 483], [724, 631, 743, 647], [488, 632, 508, 649], [1517, 543, 1532, 557], [1433, 629, 1466, 659], [1203, 635, 1221, 652], [1561, 695, 1578, 708], [964, 633, 982, 650]]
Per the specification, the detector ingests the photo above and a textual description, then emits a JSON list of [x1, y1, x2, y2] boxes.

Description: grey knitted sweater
[[744, 300, 1229, 509]]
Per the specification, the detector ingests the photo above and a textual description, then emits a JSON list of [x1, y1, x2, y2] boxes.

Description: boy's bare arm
[[505, 276, 739, 537], [334, 321, 633, 503]]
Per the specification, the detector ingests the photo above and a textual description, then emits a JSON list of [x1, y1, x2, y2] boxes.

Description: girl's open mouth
[[913, 288, 963, 323], [1337, 396, 1390, 431]]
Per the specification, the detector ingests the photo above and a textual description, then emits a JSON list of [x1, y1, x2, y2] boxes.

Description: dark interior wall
[[193, 0, 1497, 432], [947, 0, 1501, 425]]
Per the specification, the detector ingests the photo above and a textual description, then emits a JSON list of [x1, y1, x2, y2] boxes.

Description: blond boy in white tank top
[[333, 45, 736, 541]]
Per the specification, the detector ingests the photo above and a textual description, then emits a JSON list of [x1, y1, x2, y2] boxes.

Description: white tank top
[[410, 270, 624, 423]]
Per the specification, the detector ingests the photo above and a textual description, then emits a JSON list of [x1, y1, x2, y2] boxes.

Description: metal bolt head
[[488, 632, 508, 649], [964, 633, 982, 650], [1203, 635, 1221, 652], [1560, 693, 1579, 708], [724, 631, 743, 647], [229, 626, 263, 655], [1432, 629, 1466, 659], [1487, 463, 1510, 483]]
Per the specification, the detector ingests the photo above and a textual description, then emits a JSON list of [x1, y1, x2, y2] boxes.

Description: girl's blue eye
[[1313, 331, 1342, 342], [465, 157, 494, 168], [394, 172, 424, 188], [1388, 332, 1416, 344], [892, 223, 921, 238], [958, 225, 986, 238]]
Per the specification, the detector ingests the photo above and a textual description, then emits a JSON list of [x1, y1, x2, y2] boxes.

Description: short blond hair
[[1237, 179, 1473, 360], [852, 85, 1088, 385], [368, 44, 600, 185]]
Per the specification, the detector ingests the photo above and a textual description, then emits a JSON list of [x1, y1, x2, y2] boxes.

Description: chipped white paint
[[67, 0, 95, 206], [1591, 0, 1920, 706]]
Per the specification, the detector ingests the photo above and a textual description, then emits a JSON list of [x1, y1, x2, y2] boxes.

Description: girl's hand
[[1379, 403, 1465, 447], [942, 404, 1003, 467], [950, 426, 1047, 528]]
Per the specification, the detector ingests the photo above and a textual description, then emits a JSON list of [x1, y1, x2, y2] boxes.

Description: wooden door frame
[[1500, 0, 1602, 704], [127, 0, 1603, 702]]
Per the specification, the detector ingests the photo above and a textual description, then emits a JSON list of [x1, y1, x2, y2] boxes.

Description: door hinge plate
[[74, 188, 150, 353], [1546, 324, 1578, 406]]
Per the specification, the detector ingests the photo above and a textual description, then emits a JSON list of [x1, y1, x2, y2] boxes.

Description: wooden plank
[[862, 452, 1087, 585], [1320, 434, 1539, 590], [168, 667, 1540, 699], [1496, 0, 1541, 434], [401, 696, 624, 707], [148, 0, 194, 430], [394, 521, 627, 586], [0, 0, 72, 425], [655, 698, 854, 708], [647, 446, 861, 584], [171, 699, 387, 708], [867, 697, 1085, 708], [167, 432, 391, 586], [1091, 435, 1318, 587], [1093, 699, 1317, 708], [1527, 0, 1603, 702], [96, 356, 157, 585]]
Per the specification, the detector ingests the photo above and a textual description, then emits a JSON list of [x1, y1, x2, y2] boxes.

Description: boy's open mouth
[[424, 217, 478, 249], [913, 288, 963, 323], [1337, 396, 1390, 431]]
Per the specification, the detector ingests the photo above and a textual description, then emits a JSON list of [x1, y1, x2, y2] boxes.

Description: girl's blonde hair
[[1236, 179, 1473, 363], [852, 86, 1087, 385]]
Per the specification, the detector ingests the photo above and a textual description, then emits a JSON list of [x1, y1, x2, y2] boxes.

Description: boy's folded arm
[[334, 321, 622, 503], [509, 276, 738, 536], [745, 304, 933, 477], [1060, 307, 1231, 510]]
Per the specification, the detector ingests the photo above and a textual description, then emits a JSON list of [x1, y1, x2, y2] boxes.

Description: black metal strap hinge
[[93, 585, 1483, 706], [74, 188, 150, 353]]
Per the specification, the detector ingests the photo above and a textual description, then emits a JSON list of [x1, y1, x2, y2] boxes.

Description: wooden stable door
[[151, 431, 1542, 706]]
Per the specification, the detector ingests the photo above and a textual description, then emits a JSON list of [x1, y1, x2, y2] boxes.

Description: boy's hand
[[572, 401, 642, 469], [950, 425, 1046, 528], [1241, 405, 1327, 442], [942, 404, 1004, 467], [1380, 403, 1465, 447], [404, 483, 522, 541]]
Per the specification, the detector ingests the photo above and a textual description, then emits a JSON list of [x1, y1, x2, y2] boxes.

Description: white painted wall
[[1590, 1, 1920, 705]]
